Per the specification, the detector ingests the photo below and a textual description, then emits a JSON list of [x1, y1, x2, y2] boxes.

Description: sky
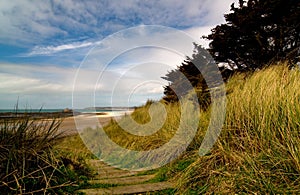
[[0, 0, 238, 109]]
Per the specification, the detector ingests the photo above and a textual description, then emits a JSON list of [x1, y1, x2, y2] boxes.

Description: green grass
[[3, 62, 297, 194], [53, 134, 96, 193], [0, 114, 93, 194], [177, 63, 300, 194], [82, 62, 300, 194]]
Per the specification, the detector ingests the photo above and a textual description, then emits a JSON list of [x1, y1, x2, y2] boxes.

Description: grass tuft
[[0, 112, 91, 194]]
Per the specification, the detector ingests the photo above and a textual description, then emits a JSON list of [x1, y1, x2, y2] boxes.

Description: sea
[[0, 109, 64, 113], [0, 108, 133, 117]]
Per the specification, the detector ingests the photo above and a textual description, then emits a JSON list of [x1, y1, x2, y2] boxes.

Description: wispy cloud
[[0, 0, 237, 46], [0, 58, 174, 108], [24, 24, 215, 57], [0, 63, 75, 93], [28, 41, 97, 56], [0, 0, 238, 108], [0, 63, 76, 108]]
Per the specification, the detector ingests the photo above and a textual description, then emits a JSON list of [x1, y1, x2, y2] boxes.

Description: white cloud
[[0, 63, 75, 93], [200, 0, 239, 24], [0, 63, 76, 108], [28, 41, 97, 55], [0, 1, 66, 45], [184, 26, 216, 48], [0, 0, 237, 46], [3, 25, 220, 108], [0, 0, 239, 108], [0, 56, 175, 108], [25, 24, 218, 57]]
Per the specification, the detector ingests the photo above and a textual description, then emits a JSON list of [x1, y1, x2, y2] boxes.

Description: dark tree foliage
[[162, 0, 299, 105], [162, 44, 220, 109], [206, 0, 300, 70]]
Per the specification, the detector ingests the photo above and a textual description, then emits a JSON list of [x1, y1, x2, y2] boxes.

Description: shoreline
[[0, 111, 74, 119], [0, 110, 134, 137], [0, 109, 134, 119]]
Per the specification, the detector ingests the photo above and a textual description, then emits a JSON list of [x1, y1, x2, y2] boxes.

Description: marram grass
[[177, 63, 300, 194], [0, 114, 93, 194], [77, 63, 299, 193]]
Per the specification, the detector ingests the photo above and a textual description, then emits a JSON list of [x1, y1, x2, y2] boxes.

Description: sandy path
[[78, 159, 174, 194]]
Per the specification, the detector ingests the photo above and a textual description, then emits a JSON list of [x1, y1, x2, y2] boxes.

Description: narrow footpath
[[77, 159, 175, 195]]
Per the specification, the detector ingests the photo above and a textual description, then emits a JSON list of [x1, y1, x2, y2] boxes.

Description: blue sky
[[0, 0, 237, 109]]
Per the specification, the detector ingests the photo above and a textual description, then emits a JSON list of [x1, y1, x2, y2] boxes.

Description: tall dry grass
[[0, 114, 79, 194], [102, 101, 181, 150], [177, 63, 300, 194], [78, 63, 299, 193]]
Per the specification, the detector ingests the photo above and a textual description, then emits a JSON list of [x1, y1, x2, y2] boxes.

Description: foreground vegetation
[[94, 63, 300, 194], [0, 115, 91, 194], [177, 63, 300, 194], [1, 63, 299, 194]]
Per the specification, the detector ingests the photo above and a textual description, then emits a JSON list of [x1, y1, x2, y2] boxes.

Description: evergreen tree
[[162, 0, 299, 105], [162, 44, 220, 108], [206, 0, 300, 70]]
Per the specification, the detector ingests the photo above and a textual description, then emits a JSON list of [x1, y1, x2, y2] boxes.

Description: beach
[[58, 114, 112, 136], [0, 110, 133, 137], [58, 111, 133, 136]]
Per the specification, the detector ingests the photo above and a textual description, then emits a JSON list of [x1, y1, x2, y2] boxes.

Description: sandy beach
[[58, 115, 111, 135], [58, 111, 133, 136], [0, 110, 133, 137]]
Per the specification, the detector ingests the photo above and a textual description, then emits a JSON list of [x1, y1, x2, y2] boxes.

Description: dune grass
[[0, 114, 92, 194], [87, 63, 300, 193], [5, 63, 297, 194], [102, 101, 181, 150], [0, 115, 64, 193], [176, 63, 300, 194]]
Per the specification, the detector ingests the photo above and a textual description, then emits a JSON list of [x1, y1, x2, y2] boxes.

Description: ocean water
[[0, 108, 132, 115], [76, 109, 130, 113], [0, 109, 64, 113], [75, 109, 132, 117]]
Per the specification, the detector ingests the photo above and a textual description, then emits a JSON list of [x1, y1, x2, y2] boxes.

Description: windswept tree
[[206, 0, 300, 70], [162, 44, 221, 109], [163, 0, 299, 106]]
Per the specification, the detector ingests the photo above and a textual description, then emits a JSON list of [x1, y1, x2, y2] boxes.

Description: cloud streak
[[28, 41, 96, 56], [0, 0, 237, 46], [0, 0, 238, 108]]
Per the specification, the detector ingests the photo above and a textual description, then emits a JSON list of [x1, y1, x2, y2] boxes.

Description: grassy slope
[[57, 63, 299, 194], [177, 64, 300, 194], [102, 64, 300, 194]]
